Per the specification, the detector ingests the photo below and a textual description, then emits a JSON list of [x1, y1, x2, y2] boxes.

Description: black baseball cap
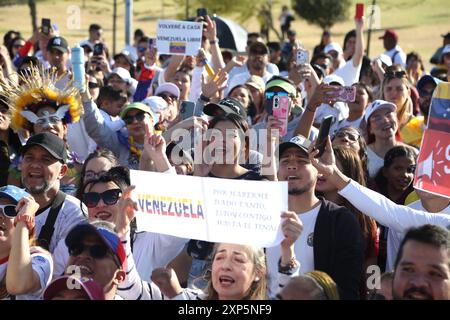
[[47, 36, 69, 53], [204, 97, 247, 118], [442, 32, 450, 39], [21, 132, 68, 163], [278, 135, 312, 158]]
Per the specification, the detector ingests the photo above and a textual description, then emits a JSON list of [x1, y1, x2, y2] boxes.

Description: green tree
[[174, 0, 283, 41], [292, 0, 352, 30]]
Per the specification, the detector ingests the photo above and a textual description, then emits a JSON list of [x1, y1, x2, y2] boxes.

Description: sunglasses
[[68, 243, 121, 268], [137, 46, 147, 53], [0, 204, 17, 218], [335, 131, 360, 142], [384, 71, 407, 79], [82, 189, 122, 208], [123, 111, 146, 125], [88, 82, 99, 89], [264, 91, 289, 100]]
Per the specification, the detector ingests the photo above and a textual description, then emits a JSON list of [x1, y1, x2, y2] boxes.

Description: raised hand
[[115, 186, 137, 237], [280, 211, 303, 249], [201, 68, 228, 99]]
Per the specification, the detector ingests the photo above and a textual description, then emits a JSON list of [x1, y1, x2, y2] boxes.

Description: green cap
[[265, 79, 297, 96], [120, 102, 157, 121]]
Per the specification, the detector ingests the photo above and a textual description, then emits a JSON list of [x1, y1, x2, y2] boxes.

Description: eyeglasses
[[0, 204, 17, 218], [123, 111, 146, 125], [334, 131, 360, 142], [68, 243, 121, 268], [264, 91, 290, 100], [88, 82, 99, 89], [384, 71, 407, 79], [84, 170, 107, 182], [82, 189, 122, 208], [158, 93, 177, 102]]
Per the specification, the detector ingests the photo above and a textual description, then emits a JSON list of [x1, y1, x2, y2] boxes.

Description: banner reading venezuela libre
[[414, 82, 450, 198], [130, 170, 288, 248]]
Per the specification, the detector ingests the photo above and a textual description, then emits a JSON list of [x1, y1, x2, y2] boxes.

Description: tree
[[292, 0, 352, 30], [174, 0, 284, 41]]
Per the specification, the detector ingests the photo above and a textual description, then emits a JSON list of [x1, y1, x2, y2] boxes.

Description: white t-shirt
[[385, 200, 450, 271], [384, 45, 407, 68], [227, 71, 274, 96], [266, 204, 320, 296], [0, 251, 53, 300], [366, 146, 385, 178], [67, 121, 97, 162], [332, 59, 361, 86], [35, 195, 87, 253]]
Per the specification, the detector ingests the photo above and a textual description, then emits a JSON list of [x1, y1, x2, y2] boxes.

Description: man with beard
[[20, 133, 86, 253], [392, 224, 450, 300], [227, 42, 276, 92], [265, 135, 364, 299]]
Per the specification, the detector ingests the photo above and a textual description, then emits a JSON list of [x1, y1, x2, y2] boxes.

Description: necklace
[[128, 136, 142, 158]]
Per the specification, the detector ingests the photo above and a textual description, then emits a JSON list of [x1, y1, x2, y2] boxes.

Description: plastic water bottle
[[71, 44, 85, 92]]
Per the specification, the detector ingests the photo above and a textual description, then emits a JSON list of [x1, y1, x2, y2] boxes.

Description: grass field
[[1, 0, 449, 70]]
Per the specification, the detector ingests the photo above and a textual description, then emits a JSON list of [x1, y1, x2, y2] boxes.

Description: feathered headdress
[[0, 65, 83, 131]]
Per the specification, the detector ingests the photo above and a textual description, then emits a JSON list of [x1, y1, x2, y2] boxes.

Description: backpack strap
[[37, 191, 67, 251]]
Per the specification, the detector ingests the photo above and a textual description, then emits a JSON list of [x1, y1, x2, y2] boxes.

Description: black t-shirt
[[188, 170, 267, 260]]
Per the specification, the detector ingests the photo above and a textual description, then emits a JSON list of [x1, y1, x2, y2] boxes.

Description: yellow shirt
[[400, 116, 425, 148]]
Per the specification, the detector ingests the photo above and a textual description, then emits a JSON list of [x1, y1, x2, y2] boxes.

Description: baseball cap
[[47, 36, 69, 53], [142, 96, 168, 113], [278, 135, 312, 158], [0, 185, 30, 204], [416, 75, 442, 92], [203, 97, 247, 118], [379, 29, 398, 41], [324, 42, 343, 55], [265, 77, 297, 96], [119, 102, 157, 121], [246, 75, 266, 92], [376, 54, 393, 67], [323, 74, 345, 86], [441, 44, 450, 56], [154, 82, 181, 100], [43, 276, 105, 300], [113, 51, 135, 67], [364, 99, 397, 122], [442, 32, 450, 39], [65, 222, 127, 270], [109, 67, 132, 84], [21, 132, 68, 163], [249, 41, 269, 55]]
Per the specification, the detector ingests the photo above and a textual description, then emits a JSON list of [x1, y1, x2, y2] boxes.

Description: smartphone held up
[[314, 115, 334, 158], [272, 95, 290, 137], [326, 86, 357, 103]]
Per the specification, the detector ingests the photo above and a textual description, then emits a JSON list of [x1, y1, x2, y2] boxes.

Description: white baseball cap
[[109, 67, 132, 84], [364, 99, 397, 122], [324, 42, 343, 55], [323, 74, 345, 86], [142, 96, 168, 112], [154, 82, 180, 100]]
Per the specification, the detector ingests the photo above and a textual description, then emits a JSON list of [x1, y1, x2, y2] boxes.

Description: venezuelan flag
[[428, 82, 450, 132], [169, 41, 186, 54]]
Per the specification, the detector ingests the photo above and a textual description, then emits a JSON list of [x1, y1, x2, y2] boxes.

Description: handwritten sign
[[414, 82, 450, 198], [156, 20, 203, 56], [130, 170, 288, 247]]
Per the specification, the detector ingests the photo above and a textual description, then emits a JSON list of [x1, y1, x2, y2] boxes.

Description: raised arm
[[352, 18, 364, 68]]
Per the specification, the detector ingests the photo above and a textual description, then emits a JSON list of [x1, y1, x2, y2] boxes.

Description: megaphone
[[417, 152, 433, 179]]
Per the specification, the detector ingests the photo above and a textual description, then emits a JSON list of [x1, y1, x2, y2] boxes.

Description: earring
[[255, 277, 260, 282]]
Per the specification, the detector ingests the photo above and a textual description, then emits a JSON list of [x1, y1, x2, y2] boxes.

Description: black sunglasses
[[68, 243, 121, 268], [384, 71, 407, 79], [82, 189, 122, 208], [123, 111, 146, 125], [158, 93, 177, 101], [0, 204, 17, 218], [88, 81, 99, 89]]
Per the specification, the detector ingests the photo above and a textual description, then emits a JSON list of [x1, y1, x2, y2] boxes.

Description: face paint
[[21, 105, 69, 128]]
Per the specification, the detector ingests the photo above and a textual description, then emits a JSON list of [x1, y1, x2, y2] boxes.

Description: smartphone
[[296, 49, 309, 66], [93, 43, 104, 56], [41, 18, 51, 35], [179, 101, 196, 121], [197, 8, 208, 18], [355, 3, 364, 19], [330, 86, 357, 103], [272, 96, 290, 137], [315, 115, 334, 158]]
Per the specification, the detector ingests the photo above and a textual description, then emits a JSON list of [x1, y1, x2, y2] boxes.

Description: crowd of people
[[0, 6, 449, 301]]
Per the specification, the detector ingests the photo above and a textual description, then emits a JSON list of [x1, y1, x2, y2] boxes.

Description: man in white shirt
[[379, 29, 407, 68]]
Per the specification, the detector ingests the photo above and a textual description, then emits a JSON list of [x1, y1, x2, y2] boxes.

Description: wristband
[[200, 93, 211, 103], [278, 256, 299, 275], [14, 215, 35, 233], [209, 39, 218, 45]]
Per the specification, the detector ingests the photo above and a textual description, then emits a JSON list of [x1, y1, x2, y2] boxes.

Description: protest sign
[[130, 170, 288, 247], [156, 19, 203, 56], [414, 82, 450, 198]]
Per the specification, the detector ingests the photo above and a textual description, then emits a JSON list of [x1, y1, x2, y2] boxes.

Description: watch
[[200, 93, 211, 103]]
